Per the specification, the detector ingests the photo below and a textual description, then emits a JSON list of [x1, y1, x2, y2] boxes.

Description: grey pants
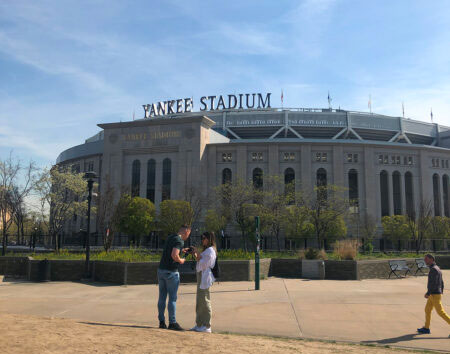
[[196, 271, 212, 328]]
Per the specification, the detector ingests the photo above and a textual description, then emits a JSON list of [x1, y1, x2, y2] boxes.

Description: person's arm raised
[[171, 248, 185, 264]]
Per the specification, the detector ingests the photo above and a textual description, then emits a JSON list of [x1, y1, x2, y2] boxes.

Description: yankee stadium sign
[[143, 92, 271, 118]]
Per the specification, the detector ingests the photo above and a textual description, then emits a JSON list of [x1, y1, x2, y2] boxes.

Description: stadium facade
[[56, 96, 450, 249]]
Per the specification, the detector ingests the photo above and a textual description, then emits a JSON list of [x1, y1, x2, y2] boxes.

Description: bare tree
[[183, 184, 204, 226], [95, 175, 116, 251], [406, 199, 433, 254], [0, 152, 37, 255]]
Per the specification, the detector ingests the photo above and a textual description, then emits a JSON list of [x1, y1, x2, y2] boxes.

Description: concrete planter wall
[[1, 255, 449, 283], [302, 259, 325, 279]]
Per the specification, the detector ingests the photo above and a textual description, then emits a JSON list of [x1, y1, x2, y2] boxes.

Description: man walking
[[417, 254, 450, 334], [158, 225, 191, 331]]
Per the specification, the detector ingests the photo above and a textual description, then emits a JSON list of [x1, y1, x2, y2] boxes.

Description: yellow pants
[[424, 294, 450, 329]]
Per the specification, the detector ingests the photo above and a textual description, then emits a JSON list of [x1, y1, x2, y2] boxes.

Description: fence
[[1, 233, 449, 253]]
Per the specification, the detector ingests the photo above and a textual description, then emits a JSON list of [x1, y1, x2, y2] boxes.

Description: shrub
[[333, 239, 360, 260]]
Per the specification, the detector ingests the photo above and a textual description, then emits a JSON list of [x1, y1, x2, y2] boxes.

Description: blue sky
[[1, 0, 450, 168]]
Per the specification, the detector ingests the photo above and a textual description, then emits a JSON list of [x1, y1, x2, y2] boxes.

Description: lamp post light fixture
[[83, 171, 97, 278]]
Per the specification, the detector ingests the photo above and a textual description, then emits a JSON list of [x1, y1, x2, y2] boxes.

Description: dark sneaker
[[159, 321, 167, 329], [168, 322, 184, 331], [417, 327, 430, 334]]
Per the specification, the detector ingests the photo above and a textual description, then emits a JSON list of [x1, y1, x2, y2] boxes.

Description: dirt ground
[[1, 313, 429, 354]]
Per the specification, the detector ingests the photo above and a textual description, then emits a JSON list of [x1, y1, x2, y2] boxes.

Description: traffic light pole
[[255, 216, 260, 291]]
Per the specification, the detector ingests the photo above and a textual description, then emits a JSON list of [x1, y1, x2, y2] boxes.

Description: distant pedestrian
[[157, 225, 191, 331], [190, 231, 217, 333], [417, 254, 450, 334]]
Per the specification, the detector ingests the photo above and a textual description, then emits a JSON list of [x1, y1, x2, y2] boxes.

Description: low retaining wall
[[1, 255, 449, 283], [0, 257, 29, 278]]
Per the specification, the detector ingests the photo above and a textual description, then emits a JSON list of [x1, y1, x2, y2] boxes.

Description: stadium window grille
[[384, 155, 388, 164], [222, 168, 232, 185], [322, 153, 327, 162], [290, 153, 295, 161], [222, 153, 232, 162], [348, 169, 359, 212], [315, 153, 321, 162], [432, 173, 441, 216], [403, 157, 407, 165], [131, 160, 140, 197], [354, 154, 358, 163], [146, 159, 156, 203], [443, 175, 449, 217], [391, 156, 396, 164], [347, 154, 353, 163], [405, 172, 414, 218], [392, 171, 402, 215], [380, 170, 390, 216], [378, 155, 383, 164], [162, 158, 172, 201], [408, 157, 413, 166]]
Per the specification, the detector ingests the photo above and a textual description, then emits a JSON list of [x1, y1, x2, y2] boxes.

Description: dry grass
[[333, 239, 360, 260]]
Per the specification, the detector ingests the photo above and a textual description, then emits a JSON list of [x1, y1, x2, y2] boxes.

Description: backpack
[[211, 254, 220, 279]]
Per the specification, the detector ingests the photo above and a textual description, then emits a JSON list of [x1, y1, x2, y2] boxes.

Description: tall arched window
[[252, 168, 263, 190], [348, 169, 359, 209], [380, 170, 390, 216], [316, 168, 327, 187], [433, 173, 441, 216], [146, 159, 156, 203], [252, 168, 263, 204], [162, 158, 172, 201], [316, 168, 327, 200], [392, 171, 402, 215], [284, 168, 295, 203], [222, 168, 232, 185], [131, 160, 141, 197], [405, 172, 414, 217], [443, 175, 449, 217]]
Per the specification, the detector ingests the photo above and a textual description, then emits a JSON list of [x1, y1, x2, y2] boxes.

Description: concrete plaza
[[0, 272, 449, 352]]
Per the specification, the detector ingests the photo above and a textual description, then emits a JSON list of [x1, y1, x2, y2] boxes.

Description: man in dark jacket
[[417, 254, 450, 334]]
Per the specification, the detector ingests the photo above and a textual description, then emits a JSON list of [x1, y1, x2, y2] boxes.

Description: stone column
[[268, 145, 279, 176], [400, 173, 406, 215], [333, 146, 344, 187], [236, 145, 247, 182], [301, 145, 312, 192], [363, 147, 377, 222]]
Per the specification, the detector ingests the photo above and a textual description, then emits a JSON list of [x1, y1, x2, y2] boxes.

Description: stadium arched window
[[162, 158, 172, 201], [222, 168, 232, 185], [348, 169, 359, 210], [392, 171, 402, 215], [146, 159, 156, 203], [433, 173, 441, 216], [405, 172, 414, 217], [131, 160, 141, 197], [253, 168, 263, 190], [443, 174, 449, 217], [380, 170, 390, 216], [316, 168, 327, 187], [284, 168, 295, 200]]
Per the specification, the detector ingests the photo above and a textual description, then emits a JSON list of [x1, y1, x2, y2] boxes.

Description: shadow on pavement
[[79, 321, 154, 330], [362, 333, 448, 345], [180, 289, 255, 295]]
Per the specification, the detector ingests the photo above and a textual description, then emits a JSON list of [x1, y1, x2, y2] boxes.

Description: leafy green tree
[[258, 175, 294, 251], [382, 215, 410, 250], [118, 196, 155, 247], [204, 209, 227, 239], [283, 205, 314, 249], [36, 166, 87, 252], [303, 185, 349, 249], [214, 178, 254, 250], [158, 200, 194, 237]]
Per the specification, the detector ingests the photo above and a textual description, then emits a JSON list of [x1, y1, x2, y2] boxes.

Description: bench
[[388, 260, 411, 278], [414, 258, 428, 276]]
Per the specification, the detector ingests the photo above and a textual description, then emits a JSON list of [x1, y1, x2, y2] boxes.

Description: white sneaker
[[190, 326, 199, 331], [196, 326, 212, 333]]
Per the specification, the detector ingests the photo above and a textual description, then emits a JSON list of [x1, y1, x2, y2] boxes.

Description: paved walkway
[[1, 272, 449, 352]]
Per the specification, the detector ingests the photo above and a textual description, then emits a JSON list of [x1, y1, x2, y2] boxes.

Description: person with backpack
[[190, 231, 217, 333]]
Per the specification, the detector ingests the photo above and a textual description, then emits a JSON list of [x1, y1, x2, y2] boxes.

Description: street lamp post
[[83, 171, 97, 278]]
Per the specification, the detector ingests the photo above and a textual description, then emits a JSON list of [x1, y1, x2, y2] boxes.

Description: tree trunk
[[2, 228, 6, 256]]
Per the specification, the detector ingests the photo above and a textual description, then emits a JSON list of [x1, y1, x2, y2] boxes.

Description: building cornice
[[97, 115, 216, 130]]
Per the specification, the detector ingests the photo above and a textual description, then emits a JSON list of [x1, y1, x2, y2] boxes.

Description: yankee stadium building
[[56, 92, 450, 249]]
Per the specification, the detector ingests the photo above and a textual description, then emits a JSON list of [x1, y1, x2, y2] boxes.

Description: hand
[[181, 248, 189, 254], [179, 258, 185, 265], [424, 293, 429, 299]]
